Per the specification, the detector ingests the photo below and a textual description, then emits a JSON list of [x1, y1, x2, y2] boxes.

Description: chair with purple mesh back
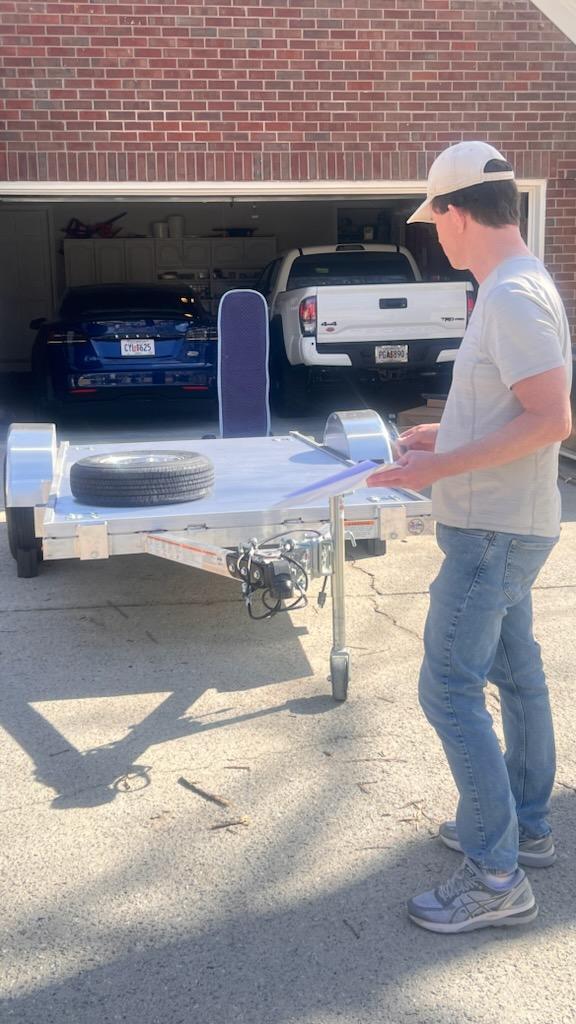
[[217, 289, 271, 438]]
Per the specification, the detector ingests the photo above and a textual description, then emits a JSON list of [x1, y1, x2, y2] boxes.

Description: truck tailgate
[[316, 282, 469, 345]]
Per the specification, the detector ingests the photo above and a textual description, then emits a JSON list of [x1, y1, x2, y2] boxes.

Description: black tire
[[15, 545, 40, 578], [31, 350, 61, 419], [69, 450, 215, 507], [3, 457, 41, 577], [5, 508, 41, 577], [346, 538, 387, 560], [269, 319, 308, 417]]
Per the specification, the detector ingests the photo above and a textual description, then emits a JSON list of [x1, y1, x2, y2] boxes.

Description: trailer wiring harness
[[228, 528, 330, 621]]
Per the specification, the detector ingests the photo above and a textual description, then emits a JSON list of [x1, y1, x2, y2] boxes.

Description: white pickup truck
[[256, 244, 475, 408]]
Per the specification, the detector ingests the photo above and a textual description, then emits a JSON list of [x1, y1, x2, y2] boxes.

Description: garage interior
[[0, 189, 530, 424]]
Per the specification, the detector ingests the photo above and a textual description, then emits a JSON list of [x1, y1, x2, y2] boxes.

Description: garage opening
[[0, 182, 540, 415]]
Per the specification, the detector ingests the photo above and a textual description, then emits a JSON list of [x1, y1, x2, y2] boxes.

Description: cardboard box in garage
[[397, 395, 576, 459], [396, 398, 446, 431]]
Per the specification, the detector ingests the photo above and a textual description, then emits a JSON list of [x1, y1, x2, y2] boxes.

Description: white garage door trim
[[0, 178, 547, 259], [530, 0, 576, 44]]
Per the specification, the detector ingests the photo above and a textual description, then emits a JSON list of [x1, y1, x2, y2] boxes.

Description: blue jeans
[[419, 523, 558, 873]]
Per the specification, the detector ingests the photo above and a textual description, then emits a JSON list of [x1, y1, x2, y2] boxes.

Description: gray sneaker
[[439, 820, 556, 868], [408, 858, 538, 934]]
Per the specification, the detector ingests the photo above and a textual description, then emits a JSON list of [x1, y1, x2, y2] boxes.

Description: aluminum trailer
[[4, 410, 432, 701]]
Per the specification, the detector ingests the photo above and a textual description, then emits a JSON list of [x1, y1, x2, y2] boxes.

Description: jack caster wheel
[[330, 650, 350, 702]]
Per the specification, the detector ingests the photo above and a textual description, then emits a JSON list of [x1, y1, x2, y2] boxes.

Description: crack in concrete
[[368, 597, 423, 643], [351, 564, 423, 642], [351, 561, 576, 598]]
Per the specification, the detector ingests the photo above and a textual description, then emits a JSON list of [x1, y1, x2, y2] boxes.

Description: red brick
[[0, 0, 574, 317]]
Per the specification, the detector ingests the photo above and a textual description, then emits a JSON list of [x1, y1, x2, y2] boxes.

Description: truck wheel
[[269, 323, 308, 416], [345, 538, 387, 560], [69, 450, 215, 507]]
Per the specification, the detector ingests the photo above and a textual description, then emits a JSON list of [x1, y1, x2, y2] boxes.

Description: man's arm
[[369, 366, 571, 491]]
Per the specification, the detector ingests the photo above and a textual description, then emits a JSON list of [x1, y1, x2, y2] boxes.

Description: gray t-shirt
[[432, 255, 572, 537]]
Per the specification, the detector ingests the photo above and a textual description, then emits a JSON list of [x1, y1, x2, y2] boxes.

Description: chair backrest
[[217, 289, 271, 438]]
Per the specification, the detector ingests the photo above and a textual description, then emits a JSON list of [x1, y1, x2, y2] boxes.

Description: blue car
[[30, 283, 218, 408]]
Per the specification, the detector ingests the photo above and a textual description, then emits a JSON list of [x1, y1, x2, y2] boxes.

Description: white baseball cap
[[407, 141, 515, 224]]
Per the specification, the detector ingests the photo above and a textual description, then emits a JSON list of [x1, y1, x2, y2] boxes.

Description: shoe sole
[[439, 832, 557, 868], [409, 902, 539, 934]]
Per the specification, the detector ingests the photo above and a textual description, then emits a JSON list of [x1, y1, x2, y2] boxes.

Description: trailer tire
[[6, 507, 41, 577], [15, 544, 40, 579], [69, 451, 215, 507], [3, 457, 42, 577]]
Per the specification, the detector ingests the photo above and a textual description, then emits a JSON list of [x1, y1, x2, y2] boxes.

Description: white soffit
[[530, 0, 576, 44]]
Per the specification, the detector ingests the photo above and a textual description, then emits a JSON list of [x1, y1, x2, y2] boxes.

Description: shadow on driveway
[[1, 788, 574, 1024]]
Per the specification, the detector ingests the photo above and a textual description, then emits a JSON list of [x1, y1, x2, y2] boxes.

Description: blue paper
[[271, 459, 395, 507]]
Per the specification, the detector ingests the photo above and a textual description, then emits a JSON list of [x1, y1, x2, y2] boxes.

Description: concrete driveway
[[1, 388, 576, 1024]]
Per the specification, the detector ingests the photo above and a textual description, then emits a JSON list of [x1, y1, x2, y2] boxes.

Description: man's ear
[[447, 204, 468, 234]]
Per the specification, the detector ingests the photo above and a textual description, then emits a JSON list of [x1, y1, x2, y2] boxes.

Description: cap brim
[[407, 198, 434, 225]]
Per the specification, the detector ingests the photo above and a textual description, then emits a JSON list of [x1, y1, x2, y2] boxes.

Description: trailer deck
[[5, 414, 432, 700]]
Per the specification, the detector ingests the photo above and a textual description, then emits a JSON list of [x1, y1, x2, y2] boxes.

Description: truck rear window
[[286, 252, 416, 290]]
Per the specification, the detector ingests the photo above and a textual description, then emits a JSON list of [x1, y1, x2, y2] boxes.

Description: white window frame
[[0, 178, 547, 259]]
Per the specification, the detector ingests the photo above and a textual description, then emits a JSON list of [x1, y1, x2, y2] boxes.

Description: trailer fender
[[5, 422, 57, 508]]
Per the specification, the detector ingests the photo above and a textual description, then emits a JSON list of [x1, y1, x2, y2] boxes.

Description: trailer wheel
[[69, 450, 215, 507], [330, 650, 350, 702], [3, 456, 41, 578], [15, 544, 40, 579], [5, 507, 41, 578]]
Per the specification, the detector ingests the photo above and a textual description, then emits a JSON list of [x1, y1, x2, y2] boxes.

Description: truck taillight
[[299, 296, 317, 337], [466, 293, 476, 322]]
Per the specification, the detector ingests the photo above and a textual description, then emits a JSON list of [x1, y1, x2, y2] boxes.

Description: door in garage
[[0, 208, 54, 373]]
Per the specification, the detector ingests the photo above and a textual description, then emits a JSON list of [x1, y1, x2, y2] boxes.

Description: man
[[368, 141, 572, 934]]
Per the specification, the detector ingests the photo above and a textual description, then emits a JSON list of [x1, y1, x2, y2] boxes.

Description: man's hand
[[367, 450, 448, 491], [396, 422, 439, 454]]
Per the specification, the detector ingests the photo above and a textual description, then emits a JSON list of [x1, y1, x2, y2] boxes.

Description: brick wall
[[1, 0, 576, 317]]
